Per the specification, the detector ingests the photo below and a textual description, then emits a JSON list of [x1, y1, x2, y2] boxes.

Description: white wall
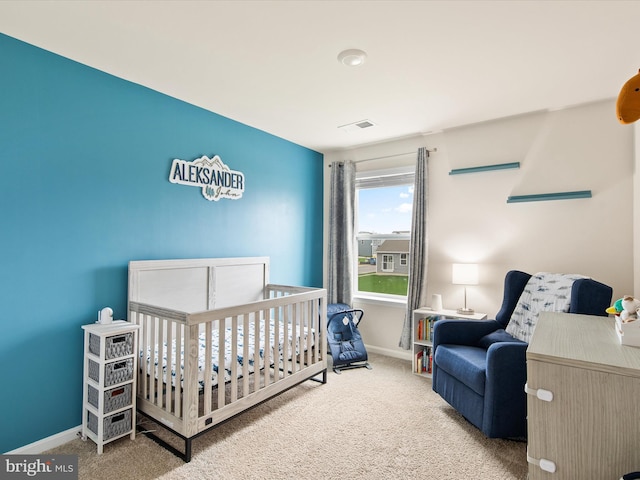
[[634, 122, 640, 289], [324, 99, 634, 359]]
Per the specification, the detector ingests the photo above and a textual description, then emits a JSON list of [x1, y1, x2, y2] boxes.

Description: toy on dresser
[[608, 296, 640, 347], [607, 296, 640, 322]]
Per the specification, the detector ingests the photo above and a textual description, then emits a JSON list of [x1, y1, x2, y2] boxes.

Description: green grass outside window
[[358, 274, 408, 296]]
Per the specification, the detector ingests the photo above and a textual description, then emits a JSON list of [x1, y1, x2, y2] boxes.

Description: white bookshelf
[[412, 307, 487, 378]]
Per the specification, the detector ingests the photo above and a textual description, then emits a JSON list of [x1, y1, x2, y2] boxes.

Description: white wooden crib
[[127, 257, 327, 461]]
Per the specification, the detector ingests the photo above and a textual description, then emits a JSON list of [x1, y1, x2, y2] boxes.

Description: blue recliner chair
[[432, 270, 612, 439]]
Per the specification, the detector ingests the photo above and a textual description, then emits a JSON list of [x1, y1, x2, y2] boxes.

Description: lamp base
[[456, 307, 475, 315]]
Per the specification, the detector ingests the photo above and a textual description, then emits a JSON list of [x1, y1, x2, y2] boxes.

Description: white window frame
[[354, 166, 414, 303]]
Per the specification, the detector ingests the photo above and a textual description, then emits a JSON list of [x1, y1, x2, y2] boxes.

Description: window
[[355, 167, 414, 299]]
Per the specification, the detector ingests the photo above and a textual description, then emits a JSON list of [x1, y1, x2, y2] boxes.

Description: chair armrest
[[433, 319, 503, 349], [483, 341, 529, 437], [486, 341, 528, 381]]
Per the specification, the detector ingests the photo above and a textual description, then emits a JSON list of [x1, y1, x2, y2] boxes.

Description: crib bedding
[[144, 318, 313, 389]]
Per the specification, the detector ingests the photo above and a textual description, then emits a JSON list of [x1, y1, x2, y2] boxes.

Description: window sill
[[352, 293, 407, 309]]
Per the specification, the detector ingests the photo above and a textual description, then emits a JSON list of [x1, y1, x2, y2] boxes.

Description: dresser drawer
[[527, 358, 640, 479]]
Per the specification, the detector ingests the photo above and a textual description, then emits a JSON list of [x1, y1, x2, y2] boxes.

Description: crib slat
[[306, 301, 312, 367], [302, 302, 306, 366], [282, 304, 289, 378], [242, 314, 250, 396], [217, 318, 225, 408], [204, 321, 213, 414], [263, 309, 271, 387], [166, 321, 173, 414], [157, 318, 165, 408], [298, 303, 304, 368], [300, 303, 306, 368], [291, 303, 298, 374], [273, 306, 280, 382], [296, 302, 304, 370], [253, 311, 260, 391], [137, 312, 148, 399], [312, 298, 319, 364], [230, 315, 238, 403], [149, 318, 156, 403], [298, 302, 304, 370], [174, 325, 182, 416]]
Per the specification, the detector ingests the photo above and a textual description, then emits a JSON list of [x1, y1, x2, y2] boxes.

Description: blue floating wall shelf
[[449, 162, 520, 175], [506, 190, 592, 203]]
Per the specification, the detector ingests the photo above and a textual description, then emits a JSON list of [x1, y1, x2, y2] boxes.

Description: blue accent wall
[[0, 33, 324, 453]]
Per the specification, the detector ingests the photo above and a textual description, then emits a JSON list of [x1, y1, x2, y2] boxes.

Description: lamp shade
[[452, 263, 479, 285]]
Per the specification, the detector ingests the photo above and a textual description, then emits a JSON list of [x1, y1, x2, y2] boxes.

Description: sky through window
[[358, 185, 413, 234]]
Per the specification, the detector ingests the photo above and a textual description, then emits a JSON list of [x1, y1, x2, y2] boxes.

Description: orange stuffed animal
[[617, 69, 640, 124]]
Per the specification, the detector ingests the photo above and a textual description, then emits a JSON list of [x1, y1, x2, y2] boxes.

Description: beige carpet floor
[[48, 353, 527, 479]]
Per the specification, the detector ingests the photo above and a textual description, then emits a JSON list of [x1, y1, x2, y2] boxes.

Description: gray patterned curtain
[[399, 147, 429, 349], [327, 160, 356, 306]]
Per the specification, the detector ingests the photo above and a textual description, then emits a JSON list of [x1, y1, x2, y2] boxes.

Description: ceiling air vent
[[338, 119, 377, 133]]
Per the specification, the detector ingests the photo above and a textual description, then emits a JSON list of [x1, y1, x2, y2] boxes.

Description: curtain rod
[[329, 147, 437, 166]]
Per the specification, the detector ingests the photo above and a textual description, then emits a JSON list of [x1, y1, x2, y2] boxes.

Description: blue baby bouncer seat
[[327, 303, 371, 374]]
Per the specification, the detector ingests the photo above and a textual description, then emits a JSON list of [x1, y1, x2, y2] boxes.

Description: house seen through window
[[355, 168, 414, 298]]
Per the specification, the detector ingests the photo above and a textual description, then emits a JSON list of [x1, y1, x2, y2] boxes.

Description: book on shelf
[[415, 345, 433, 374], [416, 315, 441, 342]]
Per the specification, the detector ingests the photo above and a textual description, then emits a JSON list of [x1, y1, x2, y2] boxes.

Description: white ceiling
[[1, 0, 639, 153]]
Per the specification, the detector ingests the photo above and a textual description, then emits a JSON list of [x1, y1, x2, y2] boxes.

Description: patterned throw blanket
[[505, 272, 587, 343]]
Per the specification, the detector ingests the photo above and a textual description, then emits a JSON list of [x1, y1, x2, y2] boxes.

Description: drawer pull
[[527, 451, 557, 473], [524, 383, 554, 402]]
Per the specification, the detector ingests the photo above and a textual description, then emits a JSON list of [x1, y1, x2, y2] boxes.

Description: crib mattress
[[143, 319, 313, 389]]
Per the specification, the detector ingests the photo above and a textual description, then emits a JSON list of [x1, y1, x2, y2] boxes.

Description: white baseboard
[[366, 345, 412, 361], [5, 425, 81, 454]]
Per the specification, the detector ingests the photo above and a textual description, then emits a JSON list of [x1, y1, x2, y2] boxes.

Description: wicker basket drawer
[[89, 332, 134, 359], [87, 409, 132, 441], [88, 383, 132, 414], [88, 357, 134, 387]]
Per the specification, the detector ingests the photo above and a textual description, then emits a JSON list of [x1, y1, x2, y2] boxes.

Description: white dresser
[[526, 312, 640, 479]]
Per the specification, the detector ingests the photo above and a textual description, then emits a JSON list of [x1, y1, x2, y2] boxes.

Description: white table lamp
[[452, 263, 479, 314]]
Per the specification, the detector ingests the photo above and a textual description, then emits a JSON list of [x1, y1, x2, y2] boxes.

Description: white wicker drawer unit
[[81, 320, 140, 454]]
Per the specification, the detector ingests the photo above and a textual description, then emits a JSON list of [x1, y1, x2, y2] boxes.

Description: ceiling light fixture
[[337, 49, 367, 67]]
